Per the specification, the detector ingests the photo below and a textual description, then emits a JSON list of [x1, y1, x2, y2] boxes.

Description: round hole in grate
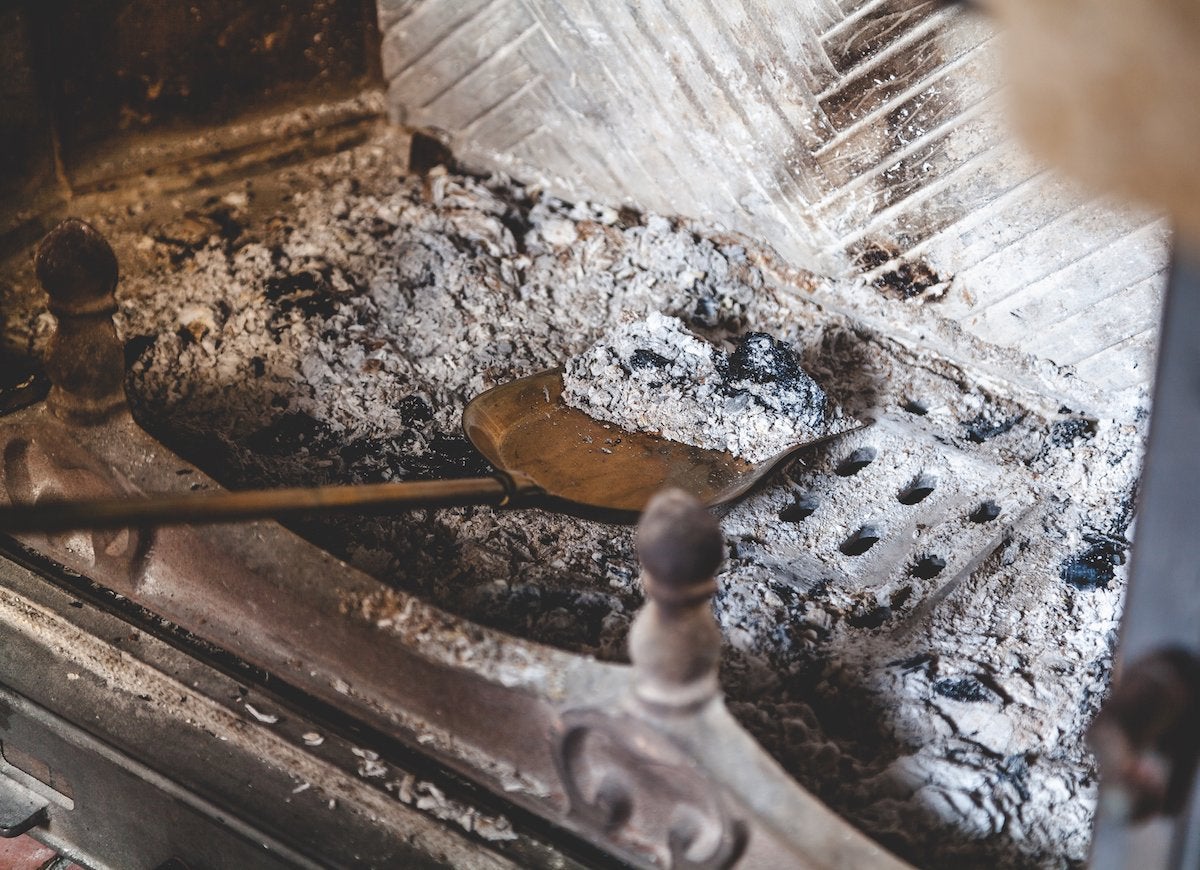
[[898, 473, 937, 505], [841, 524, 883, 556], [836, 447, 877, 477], [970, 500, 1001, 523], [911, 555, 947, 579], [779, 494, 820, 523]]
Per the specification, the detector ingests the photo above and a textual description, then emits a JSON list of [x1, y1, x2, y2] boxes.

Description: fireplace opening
[[0, 3, 1153, 868]]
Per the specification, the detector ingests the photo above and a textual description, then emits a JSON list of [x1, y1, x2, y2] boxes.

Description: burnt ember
[[934, 676, 995, 703], [264, 260, 365, 319], [722, 332, 828, 424], [629, 348, 670, 369], [726, 332, 802, 384], [1061, 535, 1127, 590]]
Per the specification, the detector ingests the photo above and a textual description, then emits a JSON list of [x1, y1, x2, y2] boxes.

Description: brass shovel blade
[[463, 369, 831, 519]]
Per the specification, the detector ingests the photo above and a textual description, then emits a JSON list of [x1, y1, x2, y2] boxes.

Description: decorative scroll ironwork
[[2, 431, 151, 590], [553, 707, 747, 870]]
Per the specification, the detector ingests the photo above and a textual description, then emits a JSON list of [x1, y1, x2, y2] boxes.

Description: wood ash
[[562, 311, 850, 462], [0, 131, 1147, 870]]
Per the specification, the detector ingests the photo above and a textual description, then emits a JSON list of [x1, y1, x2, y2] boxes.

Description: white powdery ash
[[562, 311, 849, 462]]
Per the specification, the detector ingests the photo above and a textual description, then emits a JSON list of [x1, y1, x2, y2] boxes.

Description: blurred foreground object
[[1089, 649, 1200, 822], [988, 0, 1200, 242], [984, 1, 1200, 865]]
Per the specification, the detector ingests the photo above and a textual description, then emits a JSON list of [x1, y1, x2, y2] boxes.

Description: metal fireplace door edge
[[0, 402, 908, 869], [0, 552, 521, 870]]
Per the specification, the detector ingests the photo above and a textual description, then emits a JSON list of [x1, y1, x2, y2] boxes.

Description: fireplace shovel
[[0, 369, 856, 530]]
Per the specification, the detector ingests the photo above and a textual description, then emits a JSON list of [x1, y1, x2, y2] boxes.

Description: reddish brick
[[0, 834, 57, 870]]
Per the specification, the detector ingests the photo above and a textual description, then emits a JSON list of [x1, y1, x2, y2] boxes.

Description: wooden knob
[[636, 488, 724, 605], [630, 489, 725, 712], [36, 218, 119, 315], [36, 219, 127, 423]]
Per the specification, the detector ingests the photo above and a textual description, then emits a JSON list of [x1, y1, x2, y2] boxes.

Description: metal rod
[[0, 476, 528, 532], [1090, 242, 1200, 870]]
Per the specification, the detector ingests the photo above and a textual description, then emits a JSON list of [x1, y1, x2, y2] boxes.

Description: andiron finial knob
[[630, 488, 725, 713], [36, 218, 127, 424]]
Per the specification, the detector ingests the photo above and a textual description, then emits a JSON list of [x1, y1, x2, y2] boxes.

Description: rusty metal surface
[[2, 1, 382, 245], [0, 545, 536, 869], [18, 1, 381, 173]]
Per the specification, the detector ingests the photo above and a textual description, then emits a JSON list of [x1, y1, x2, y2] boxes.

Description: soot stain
[[264, 260, 366, 320], [245, 411, 333, 455], [874, 260, 945, 300], [857, 243, 946, 301], [963, 412, 1025, 444]]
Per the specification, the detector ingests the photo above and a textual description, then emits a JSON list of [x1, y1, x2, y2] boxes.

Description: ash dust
[[0, 134, 1146, 870], [561, 311, 847, 462]]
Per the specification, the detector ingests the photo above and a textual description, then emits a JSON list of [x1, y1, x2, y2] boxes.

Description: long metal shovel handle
[[0, 474, 541, 533]]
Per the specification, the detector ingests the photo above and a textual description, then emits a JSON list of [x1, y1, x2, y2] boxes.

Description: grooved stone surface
[[379, 0, 1166, 393]]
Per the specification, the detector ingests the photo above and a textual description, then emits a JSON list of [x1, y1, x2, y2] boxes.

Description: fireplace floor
[[0, 124, 1144, 869]]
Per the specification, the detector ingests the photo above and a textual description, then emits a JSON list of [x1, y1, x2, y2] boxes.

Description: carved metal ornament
[[1, 426, 152, 592], [553, 707, 747, 870]]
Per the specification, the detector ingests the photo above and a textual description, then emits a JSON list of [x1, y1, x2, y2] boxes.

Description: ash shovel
[[0, 368, 856, 530], [1, 219, 856, 532]]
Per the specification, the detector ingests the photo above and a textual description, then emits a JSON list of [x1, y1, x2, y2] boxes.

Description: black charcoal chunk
[[933, 676, 994, 703], [629, 348, 671, 369], [725, 332, 828, 425], [727, 332, 803, 385], [1061, 536, 1127, 590]]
